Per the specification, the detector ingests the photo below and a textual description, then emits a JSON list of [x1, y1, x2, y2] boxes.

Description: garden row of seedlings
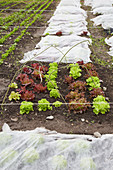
[[0, 0, 20, 8], [0, 0, 54, 64], [6, 61, 110, 115]]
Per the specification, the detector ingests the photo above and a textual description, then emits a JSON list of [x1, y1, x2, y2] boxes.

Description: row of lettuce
[[7, 62, 110, 115], [0, 0, 53, 64]]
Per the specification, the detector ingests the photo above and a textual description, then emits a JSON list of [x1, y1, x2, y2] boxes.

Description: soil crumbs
[[0, 1, 113, 135]]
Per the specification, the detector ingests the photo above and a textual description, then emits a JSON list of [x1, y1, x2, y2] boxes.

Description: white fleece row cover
[[84, 0, 113, 8], [84, 0, 113, 57], [105, 36, 113, 56], [1, 123, 113, 170], [20, 0, 91, 64]]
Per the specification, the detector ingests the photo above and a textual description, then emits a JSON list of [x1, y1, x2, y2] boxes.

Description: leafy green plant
[[80, 157, 96, 170], [69, 81, 86, 91], [44, 74, 56, 81], [20, 101, 34, 114], [50, 89, 60, 99], [47, 69, 58, 78], [86, 76, 101, 91], [1, 147, 17, 165], [9, 91, 21, 101], [74, 139, 90, 153], [22, 147, 39, 163], [84, 70, 99, 78], [69, 98, 91, 113], [0, 132, 12, 145], [52, 155, 67, 169], [92, 95, 110, 115], [82, 63, 96, 71], [49, 62, 58, 68], [53, 101, 63, 107], [47, 80, 58, 91], [69, 63, 82, 79], [38, 99, 52, 111], [65, 90, 85, 101], [90, 88, 105, 98], [8, 82, 18, 89]]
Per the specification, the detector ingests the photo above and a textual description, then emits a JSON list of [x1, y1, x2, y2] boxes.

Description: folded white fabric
[[48, 14, 86, 23], [91, 14, 113, 29], [36, 35, 91, 49], [20, 0, 91, 64], [43, 24, 88, 36], [92, 0, 113, 9], [20, 46, 91, 64], [54, 6, 87, 17], [58, 0, 81, 7], [93, 7, 113, 15], [105, 36, 113, 56]]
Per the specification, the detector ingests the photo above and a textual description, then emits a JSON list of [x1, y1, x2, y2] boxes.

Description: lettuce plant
[[53, 101, 63, 107], [47, 80, 58, 91], [23, 67, 32, 74], [84, 70, 99, 79], [21, 77, 34, 86], [16, 73, 28, 81], [57, 140, 69, 151], [29, 134, 44, 146], [38, 99, 52, 111], [86, 76, 101, 91], [82, 63, 96, 71], [47, 69, 58, 78], [49, 62, 58, 68], [16, 86, 26, 94], [1, 147, 17, 165], [69, 98, 91, 113], [69, 81, 86, 91], [21, 90, 35, 101], [20, 101, 34, 114], [74, 139, 90, 154], [77, 60, 84, 65], [31, 63, 48, 72], [9, 91, 21, 101], [32, 70, 44, 79], [90, 88, 105, 98], [50, 89, 60, 99], [44, 74, 56, 81], [33, 84, 47, 93], [56, 31, 62, 36], [65, 90, 85, 101], [92, 95, 110, 115], [0, 132, 12, 145], [22, 147, 39, 163], [80, 157, 96, 170], [64, 75, 73, 84], [8, 82, 18, 89], [69, 63, 82, 79], [52, 155, 67, 169]]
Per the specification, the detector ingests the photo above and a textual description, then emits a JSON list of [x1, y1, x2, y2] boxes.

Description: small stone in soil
[[81, 118, 85, 122], [46, 116, 54, 120], [103, 87, 107, 91], [94, 131, 102, 138], [11, 118, 18, 122]]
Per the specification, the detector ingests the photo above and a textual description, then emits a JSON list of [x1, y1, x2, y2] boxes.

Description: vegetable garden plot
[[0, 0, 113, 146], [20, 0, 91, 64], [0, 0, 54, 64], [84, 0, 113, 59], [1, 123, 113, 170]]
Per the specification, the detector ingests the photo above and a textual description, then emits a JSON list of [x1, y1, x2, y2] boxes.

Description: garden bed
[[0, 0, 113, 135]]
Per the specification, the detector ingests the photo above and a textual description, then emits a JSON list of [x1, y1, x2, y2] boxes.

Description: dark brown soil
[[0, 0, 113, 135]]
